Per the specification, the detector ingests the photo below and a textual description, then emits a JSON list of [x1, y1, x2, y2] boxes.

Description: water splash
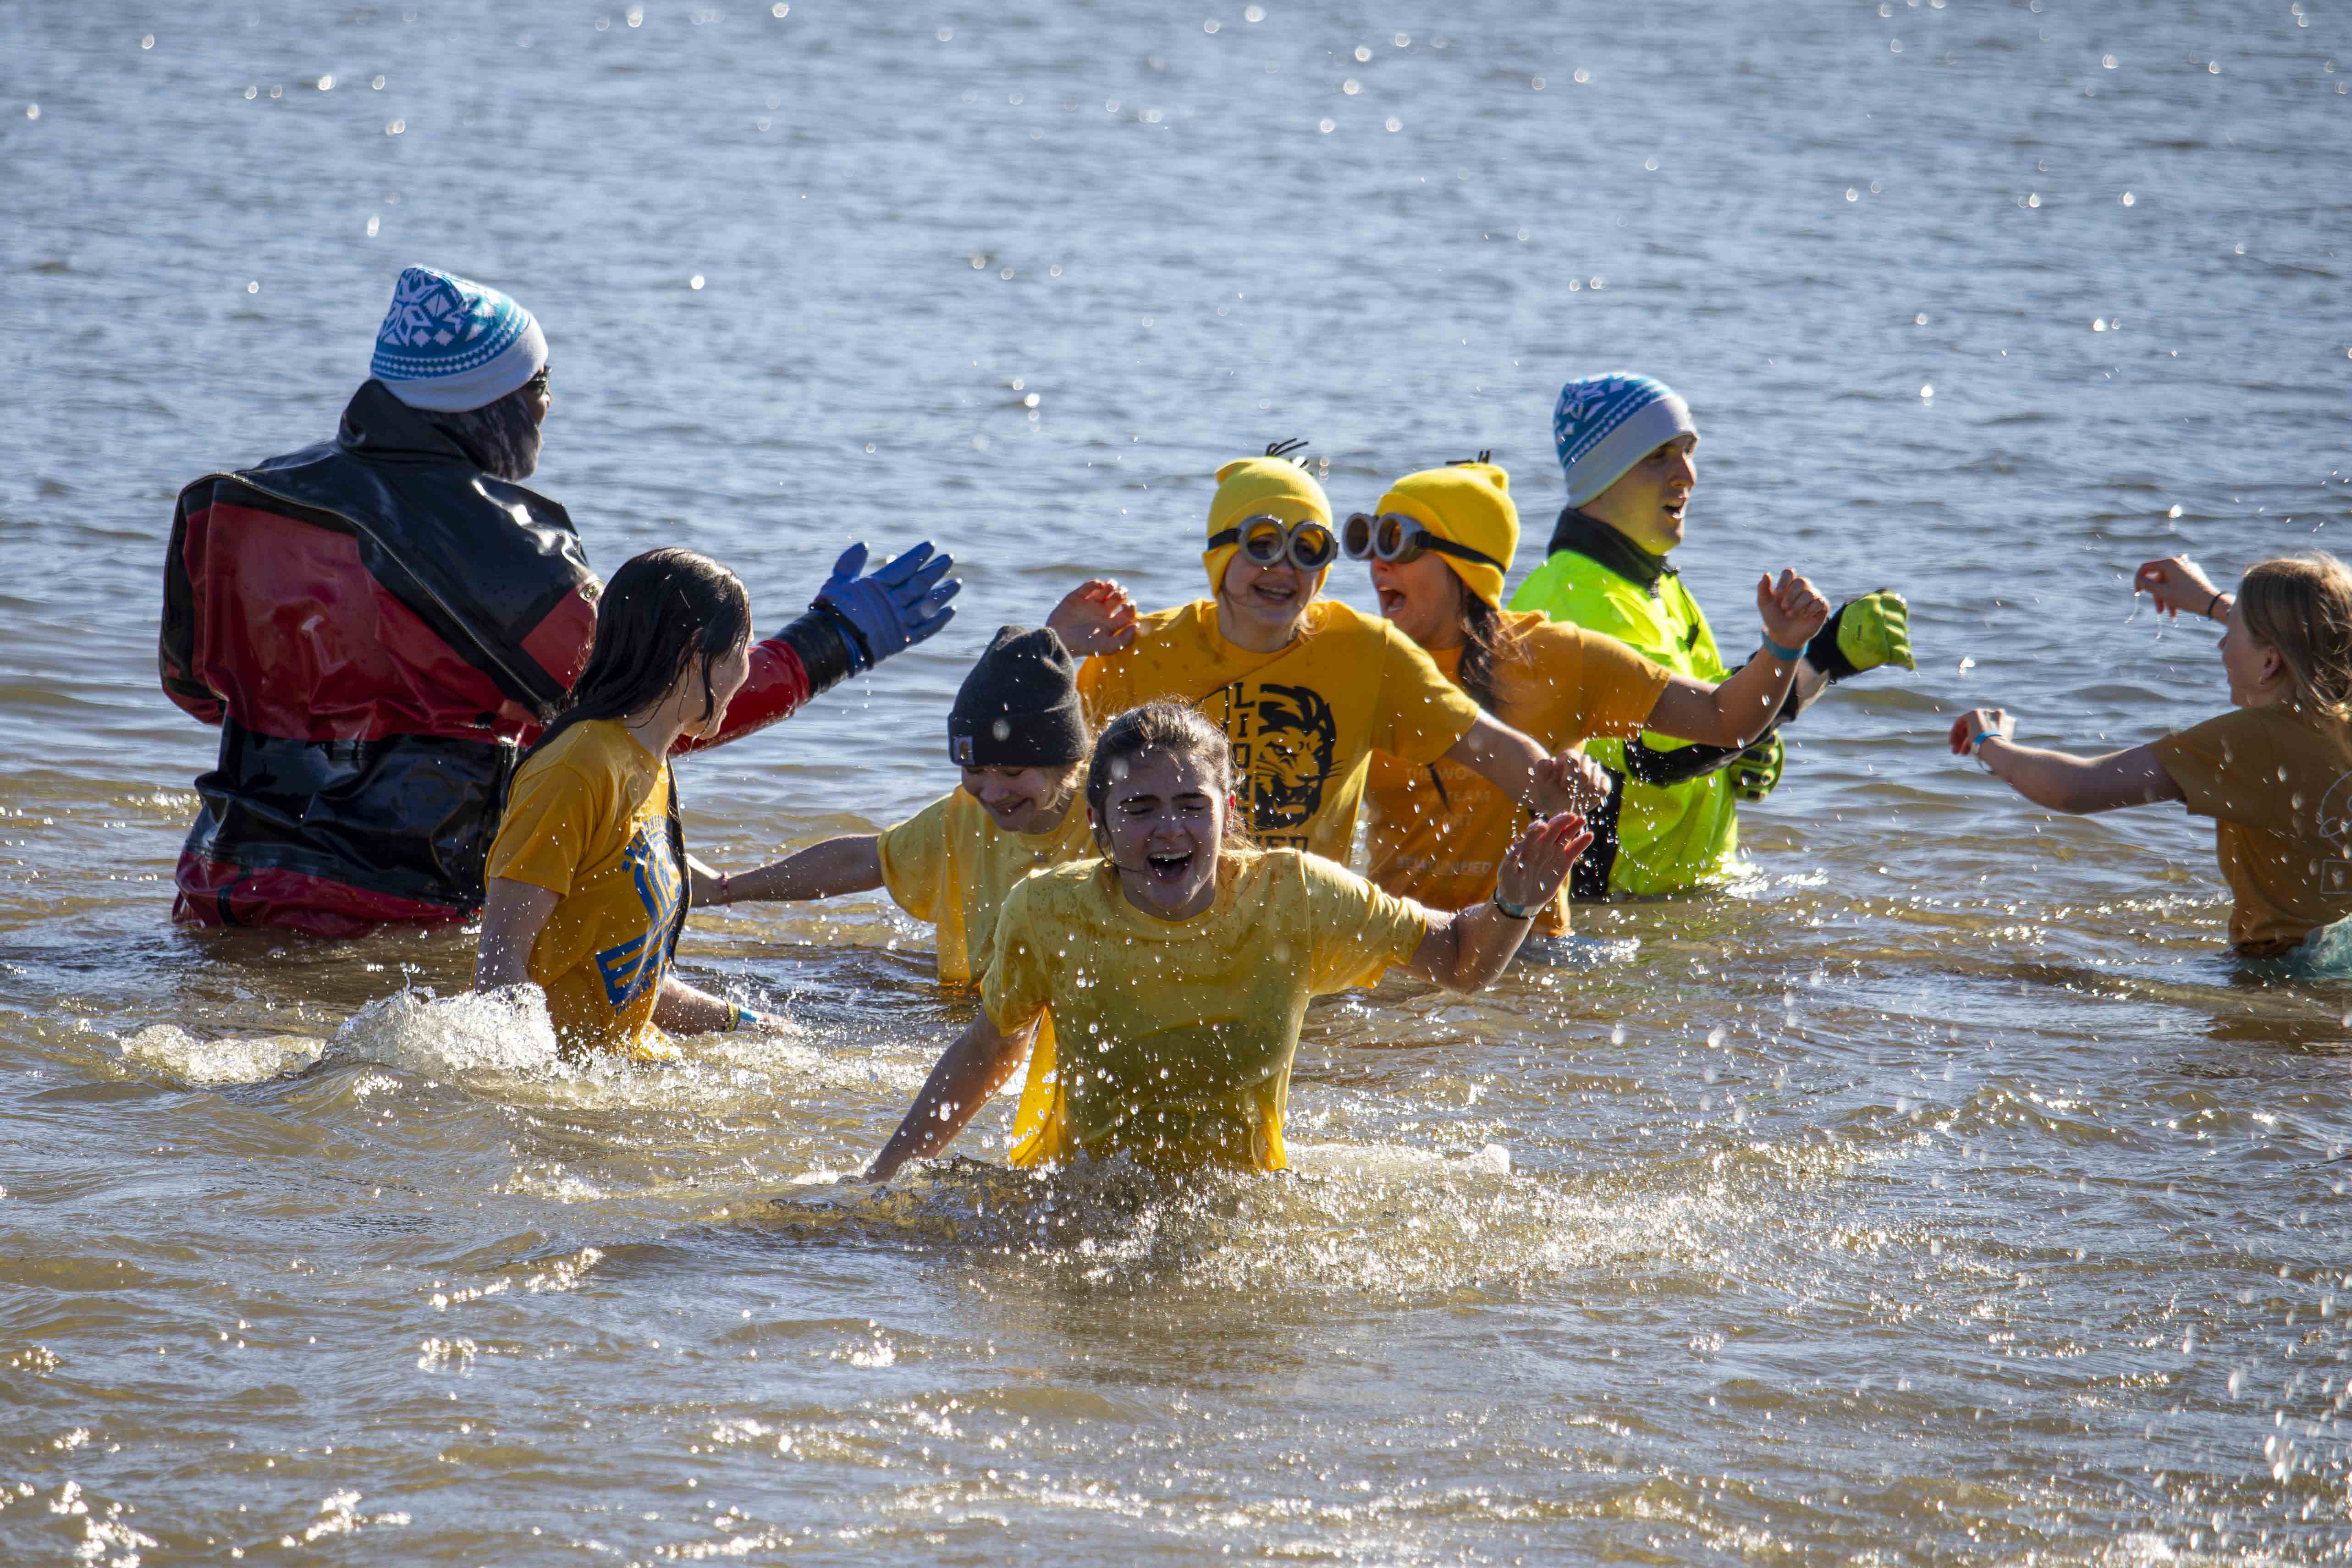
[[117, 1023, 325, 1085]]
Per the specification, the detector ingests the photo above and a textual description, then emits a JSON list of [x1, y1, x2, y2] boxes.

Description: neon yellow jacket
[[1509, 545, 1742, 895]]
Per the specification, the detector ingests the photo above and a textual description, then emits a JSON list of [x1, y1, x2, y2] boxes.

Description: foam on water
[[330, 985, 567, 1080], [116, 1023, 325, 1086]]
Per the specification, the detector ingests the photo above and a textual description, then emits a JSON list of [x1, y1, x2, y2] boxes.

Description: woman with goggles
[[1074, 442, 1608, 869], [1360, 457, 1829, 930]]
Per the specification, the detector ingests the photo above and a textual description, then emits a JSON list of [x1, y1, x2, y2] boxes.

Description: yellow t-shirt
[[876, 785, 1096, 984], [2149, 704, 2352, 956], [1365, 612, 1670, 933], [1076, 598, 1483, 862], [984, 848, 1431, 1172], [487, 720, 686, 1057]]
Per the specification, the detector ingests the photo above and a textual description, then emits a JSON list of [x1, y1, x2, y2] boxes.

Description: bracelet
[[2205, 590, 2223, 621], [726, 1001, 753, 1032], [1760, 633, 1804, 663], [1492, 891, 1539, 921], [1972, 728, 2003, 753]]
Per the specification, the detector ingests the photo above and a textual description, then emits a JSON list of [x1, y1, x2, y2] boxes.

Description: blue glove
[[812, 542, 960, 673]]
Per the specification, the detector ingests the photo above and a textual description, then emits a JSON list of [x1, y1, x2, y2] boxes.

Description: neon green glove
[[1730, 733, 1784, 803], [1806, 590, 1914, 681]]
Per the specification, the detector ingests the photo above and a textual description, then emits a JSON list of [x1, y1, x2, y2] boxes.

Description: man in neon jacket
[[1509, 374, 1914, 896], [160, 264, 958, 935]]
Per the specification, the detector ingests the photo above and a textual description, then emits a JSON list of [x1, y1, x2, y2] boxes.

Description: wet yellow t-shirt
[[984, 848, 1431, 1172], [2150, 704, 2352, 956], [1365, 612, 1670, 934], [487, 720, 686, 1056], [1076, 598, 1483, 863], [877, 785, 1096, 985]]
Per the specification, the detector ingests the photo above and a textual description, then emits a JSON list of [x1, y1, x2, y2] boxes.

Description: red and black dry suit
[[160, 380, 858, 936]]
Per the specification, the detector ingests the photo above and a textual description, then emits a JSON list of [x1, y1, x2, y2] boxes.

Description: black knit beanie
[[947, 625, 1089, 768]]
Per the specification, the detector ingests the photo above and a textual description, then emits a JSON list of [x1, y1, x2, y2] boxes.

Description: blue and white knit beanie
[[1552, 373, 1698, 507], [369, 265, 547, 413]]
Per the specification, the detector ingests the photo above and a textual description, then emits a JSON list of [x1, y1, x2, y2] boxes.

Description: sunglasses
[[1341, 512, 1504, 570], [1209, 514, 1338, 572]]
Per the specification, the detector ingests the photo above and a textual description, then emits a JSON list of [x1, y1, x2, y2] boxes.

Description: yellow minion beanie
[[1375, 460, 1518, 607], [1202, 444, 1333, 595]]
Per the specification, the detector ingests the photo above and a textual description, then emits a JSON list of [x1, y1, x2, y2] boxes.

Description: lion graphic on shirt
[[1240, 682, 1338, 836]]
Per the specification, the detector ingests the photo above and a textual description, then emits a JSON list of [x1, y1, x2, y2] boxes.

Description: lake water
[[5, 0, 2352, 1561]]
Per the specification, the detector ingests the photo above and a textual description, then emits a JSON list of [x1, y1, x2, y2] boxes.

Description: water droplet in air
[[2121, 191, 2135, 206], [1914, 313, 1928, 325], [1919, 383, 1934, 399], [246, 280, 260, 294], [2102, 53, 2117, 68], [2093, 318, 2107, 331], [1531, 76, 1545, 90], [626, 6, 643, 26], [1244, 4, 1264, 20], [1394, 32, 1410, 46], [937, 26, 953, 41], [1385, 116, 1401, 132], [26, 103, 39, 119], [1342, 78, 1361, 95], [1609, 1023, 1626, 1045], [1354, 44, 1371, 62], [317, 75, 334, 91], [1317, 118, 1334, 133], [2026, 192, 2041, 208], [243, 86, 257, 99], [2207, 60, 2220, 73], [372, 74, 387, 89], [385, 118, 405, 134], [365, 215, 380, 237], [1643, 157, 1658, 171], [141, 34, 154, 50], [1572, 67, 1590, 83], [1845, 187, 1859, 202], [1203, 18, 1219, 32], [689, 275, 705, 290], [2168, 504, 2183, 518]]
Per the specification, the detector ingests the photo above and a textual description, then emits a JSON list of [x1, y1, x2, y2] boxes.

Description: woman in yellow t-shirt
[[1074, 442, 1608, 867], [477, 548, 786, 1058], [1354, 459, 1828, 926], [688, 586, 1138, 986], [1953, 552, 2352, 960], [864, 701, 1592, 1179]]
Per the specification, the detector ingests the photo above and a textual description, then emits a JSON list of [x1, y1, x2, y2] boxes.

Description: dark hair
[[1455, 592, 1509, 712], [1084, 702, 1250, 858], [418, 372, 546, 481], [529, 548, 751, 759]]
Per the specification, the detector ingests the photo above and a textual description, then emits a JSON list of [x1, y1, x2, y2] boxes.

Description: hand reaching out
[[2133, 556, 2225, 620], [1535, 748, 1614, 816], [1755, 569, 1831, 651], [1046, 578, 1140, 656], [1946, 707, 2014, 754], [1495, 812, 1594, 913]]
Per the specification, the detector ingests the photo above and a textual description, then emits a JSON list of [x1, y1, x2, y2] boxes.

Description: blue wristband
[[727, 1002, 753, 1032], [1492, 892, 1540, 921], [1972, 729, 2003, 753], [1760, 633, 1804, 663]]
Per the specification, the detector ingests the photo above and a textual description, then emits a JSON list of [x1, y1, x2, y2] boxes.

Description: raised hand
[[1756, 569, 1832, 651], [2134, 555, 2225, 620], [1535, 748, 1614, 816], [1947, 707, 2015, 754], [814, 542, 961, 672], [1046, 578, 1140, 657], [1822, 590, 1916, 676], [1496, 811, 1594, 912]]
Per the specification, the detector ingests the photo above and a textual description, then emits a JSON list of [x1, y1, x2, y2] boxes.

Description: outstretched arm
[[1643, 569, 1832, 746], [1949, 708, 2182, 814], [690, 835, 884, 907], [865, 1011, 1036, 1181], [1446, 715, 1615, 817], [1399, 812, 1592, 990]]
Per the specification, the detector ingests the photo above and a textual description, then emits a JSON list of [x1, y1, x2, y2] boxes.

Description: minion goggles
[[1341, 512, 1505, 571], [1207, 514, 1339, 572]]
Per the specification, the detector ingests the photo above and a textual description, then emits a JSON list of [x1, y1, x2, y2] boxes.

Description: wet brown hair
[[1084, 701, 1251, 858], [529, 548, 751, 760], [2238, 552, 2352, 718]]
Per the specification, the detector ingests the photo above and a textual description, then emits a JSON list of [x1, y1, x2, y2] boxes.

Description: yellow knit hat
[[1202, 449, 1333, 596], [1372, 460, 1518, 607]]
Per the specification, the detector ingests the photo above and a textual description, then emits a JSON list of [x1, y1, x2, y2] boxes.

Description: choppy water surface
[[5, 0, 2352, 1560]]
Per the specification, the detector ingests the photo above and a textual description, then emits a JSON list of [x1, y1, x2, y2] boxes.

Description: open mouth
[[1376, 585, 1407, 616], [1145, 849, 1195, 884], [1249, 578, 1299, 609], [1662, 497, 1689, 523]]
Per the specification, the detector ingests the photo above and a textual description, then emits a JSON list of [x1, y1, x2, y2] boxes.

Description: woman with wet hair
[[1955, 551, 2352, 960], [475, 548, 784, 1060], [865, 701, 1591, 1179]]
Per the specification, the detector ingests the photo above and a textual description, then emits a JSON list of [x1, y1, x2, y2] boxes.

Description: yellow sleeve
[[876, 791, 957, 923], [1374, 623, 1484, 765], [1297, 852, 1432, 994], [980, 879, 1054, 1034], [1075, 644, 1126, 729], [1569, 627, 1674, 741], [2152, 711, 2291, 832], [485, 757, 600, 896]]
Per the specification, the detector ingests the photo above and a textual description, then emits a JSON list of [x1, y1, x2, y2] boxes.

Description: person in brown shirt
[[1949, 551, 2352, 958]]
